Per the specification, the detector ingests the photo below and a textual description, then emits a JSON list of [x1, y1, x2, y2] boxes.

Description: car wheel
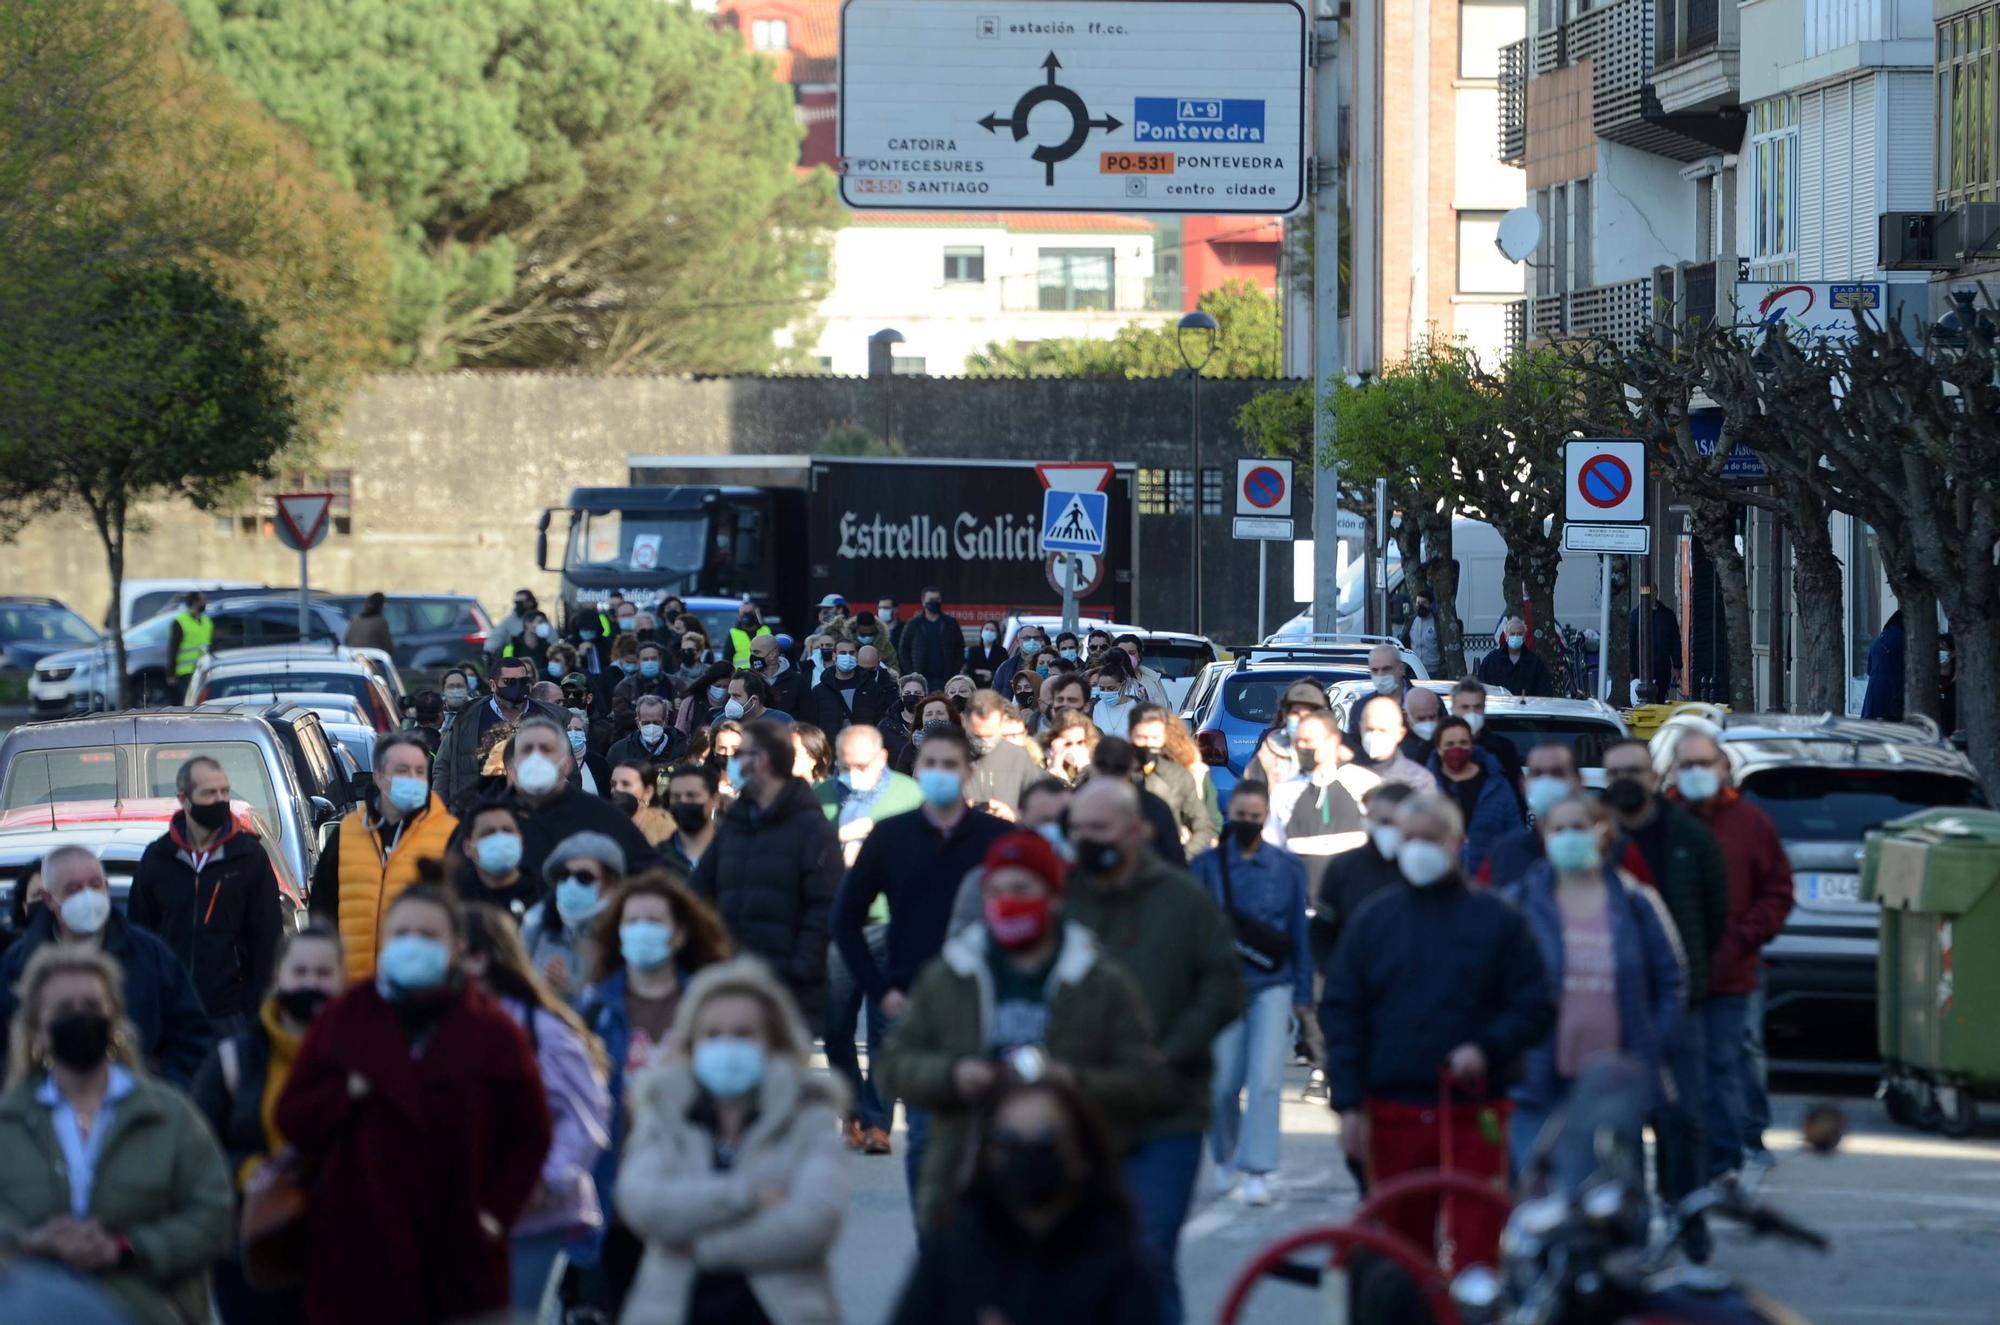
[[1883, 1079, 1939, 1131], [1937, 1087, 1978, 1138]]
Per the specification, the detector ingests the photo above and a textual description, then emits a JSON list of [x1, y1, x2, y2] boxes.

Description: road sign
[[1564, 440, 1646, 523], [1041, 487, 1108, 553], [1235, 458, 1293, 516], [1035, 461, 1114, 492], [273, 493, 333, 552], [1563, 522, 1651, 554], [1232, 516, 1293, 541], [839, 0, 1307, 214], [1046, 550, 1105, 596]]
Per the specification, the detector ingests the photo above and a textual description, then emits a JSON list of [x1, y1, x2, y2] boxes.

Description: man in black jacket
[[812, 637, 897, 738], [1474, 616, 1556, 697], [689, 719, 844, 1022], [964, 689, 1039, 816], [127, 756, 283, 1032], [498, 716, 662, 882], [1129, 704, 1217, 853], [605, 694, 686, 769], [1320, 791, 1551, 1266], [1087, 738, 1187, 867], [900, 586, 965, 691], [754, 633, 813, 718]]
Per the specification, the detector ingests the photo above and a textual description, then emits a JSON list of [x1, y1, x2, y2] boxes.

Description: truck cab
[[539, 485, 806, 630]]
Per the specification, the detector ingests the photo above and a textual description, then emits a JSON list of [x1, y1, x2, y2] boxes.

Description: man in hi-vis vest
[[166, 591, 212, 705], [310, 731, 459, 979]]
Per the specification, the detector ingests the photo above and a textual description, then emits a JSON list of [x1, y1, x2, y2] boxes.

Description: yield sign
[[1035, 461, 1113, 493], [274, 492, 334, 552]]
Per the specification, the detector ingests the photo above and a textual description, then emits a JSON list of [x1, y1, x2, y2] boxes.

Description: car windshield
[[569, 510, 706, 576], [1141, 641, 1215, 679], [1221, 670, 1368, 725], [0, 604, 97, 647], [1483, 716, 1627, 769], [1740, 766, 1986, 841], [1, 741, 279, 826]]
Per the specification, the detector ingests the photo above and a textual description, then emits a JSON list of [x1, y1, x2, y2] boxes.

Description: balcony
[[1499, 38, 1526, 167], [1522, 277, 1656, 350], [1504, 298, 1527, 356], [1651, 0, 1740, 118], [1530, 0, 1740, 162]]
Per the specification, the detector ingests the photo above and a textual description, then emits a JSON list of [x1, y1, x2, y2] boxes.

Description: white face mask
[[1411, 719, 1438, 742], [1525, 775, 1572, 821], [1370, 672, 1400, 696], [514, 751, 562, 797], [1360, 730, 1400, 762], [1461, 710, 1486, 735], [60, 888, 111, 936], [1396, 839, 1454, 888], [1370, 824, 1404, 859]]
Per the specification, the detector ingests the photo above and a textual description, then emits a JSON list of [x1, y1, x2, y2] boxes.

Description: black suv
[[324, 594, 493, 670]]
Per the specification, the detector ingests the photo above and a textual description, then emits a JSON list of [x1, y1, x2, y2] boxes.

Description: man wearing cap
[[1249, 680, 1334, 787], [817, 592, 854, 640], [880, 830, 1167, 1230]]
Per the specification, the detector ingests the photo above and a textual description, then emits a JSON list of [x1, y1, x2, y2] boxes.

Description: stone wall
[[6, 372, 1313, 645]]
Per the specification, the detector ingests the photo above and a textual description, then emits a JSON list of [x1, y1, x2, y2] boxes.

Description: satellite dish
[[1495, 206, 1543, 263]]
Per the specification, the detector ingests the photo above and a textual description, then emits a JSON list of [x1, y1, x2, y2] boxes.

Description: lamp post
[[867, 328, 905, 447], [1177, 309, 1219, 635]]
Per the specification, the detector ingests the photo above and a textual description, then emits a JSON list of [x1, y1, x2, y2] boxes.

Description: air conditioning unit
[[1879, 211, 1960, 271], [1956, 202, 2000, 259]]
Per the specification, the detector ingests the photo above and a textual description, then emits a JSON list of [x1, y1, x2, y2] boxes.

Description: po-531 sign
[[839, 0, 1307, 214]]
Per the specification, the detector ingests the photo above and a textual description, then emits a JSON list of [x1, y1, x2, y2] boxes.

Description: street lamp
[[868, 328, 905, 447], [1177, 309, 1219, 634]]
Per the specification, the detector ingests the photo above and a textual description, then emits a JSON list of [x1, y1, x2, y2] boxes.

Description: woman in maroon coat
[[277, 884, 552, 1325]]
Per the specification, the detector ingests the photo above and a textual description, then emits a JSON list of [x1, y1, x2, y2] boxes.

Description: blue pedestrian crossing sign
[[1041, 487, 1108, 554]]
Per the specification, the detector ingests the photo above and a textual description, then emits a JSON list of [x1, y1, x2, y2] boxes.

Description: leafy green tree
[[966, 280, 1283, 378], [0, 264, 298, 707], [178, 0, 838, 372]]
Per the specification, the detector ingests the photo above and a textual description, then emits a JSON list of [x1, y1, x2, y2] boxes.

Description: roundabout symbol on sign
[[1244, 466, 1285, 509], [980, 53, 1124, 187], [1578, 454, 1633, 510]]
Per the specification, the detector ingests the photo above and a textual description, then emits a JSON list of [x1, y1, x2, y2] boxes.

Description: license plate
[[1802, 873, 1864, 905]]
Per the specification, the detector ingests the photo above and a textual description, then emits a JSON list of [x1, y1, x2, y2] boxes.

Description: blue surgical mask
[[474, 833, 523, 874], [1676, 766, 1721, 802], [1526, 776, 1572, 821], [555, 879, 605, 928], [1506, 633, 1526, 650], [567, 729, 587, 755], [708, 684, 728, 705], [723, 698, 746, 720], [639, 722, 666, 746], [693, 1035, 766, 1098], [1284, 714, 1301, 739], [857, 634, 876, 645], [917, 767, 963, 807], [619, 617, 638, 633], [1060, 647, 1078, 662], [377, 934, 450, 998], [639, 660, 662, 678], [580, 629, 597, 641], [385, 775, 428, 813], [835, 653, 857, 673], [1021, 639, 1043, 655], [617, 659, 638, 675], [725, 754, 746, 786], [981, 628, 997, 645], [619, 920, 673, 969], [1545, 829, 1602, 873]]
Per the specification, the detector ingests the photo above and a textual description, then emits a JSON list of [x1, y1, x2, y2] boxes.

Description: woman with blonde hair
[[1159, 710, 1223, 836], [0, 945, 232, 1325], [615, 958, 849, 1325]]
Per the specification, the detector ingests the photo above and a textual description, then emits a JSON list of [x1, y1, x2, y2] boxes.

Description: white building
[[806, 213, 1176, 376]]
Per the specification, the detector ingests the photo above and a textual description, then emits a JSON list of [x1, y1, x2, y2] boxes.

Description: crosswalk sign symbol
[[1041, 487, 1108, 554]]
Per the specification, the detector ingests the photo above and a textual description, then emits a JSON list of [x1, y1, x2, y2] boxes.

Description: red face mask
[[1440, 746, 1474, 773], [985, 893, 1053, 950]]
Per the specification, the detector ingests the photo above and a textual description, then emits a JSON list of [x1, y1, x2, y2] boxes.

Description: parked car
[[323, 593, 493, 670], [30, 597, 348, 717], [1188, 654, 1375, 801], [0, 798, 306, 926], [1463, 695, 1628, 786], [1001, 616, 1222, 708], [1651, 711, 1987, 1071], [0, 707, 357, 896], [189, 645, 398, 732], [1245, 636, 1430, 680], [0, 596, 100, 673]]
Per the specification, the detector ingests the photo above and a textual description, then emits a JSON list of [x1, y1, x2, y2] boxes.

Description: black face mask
[[1415, 603, 1432, 618], [819, 648, 835, 664], [275, 987, 330, 1024], [610, 792, 641, 817], [990, 1137, 1070, 1212], [682, 651, 699, 665], [496, 680, 528, 706], [1072, 838, 1123, 876], [749, 655, 768, 672], [902, 691, 922, 710], [47, 1011, 111, 1071], [188, 799, 232, 832], [670, 802, 710, 833], [1604, 778, 1650, 815], [923, 600, 942, 614], [1296, 747, 1319, 774], [1229, 819, 1264, 849]]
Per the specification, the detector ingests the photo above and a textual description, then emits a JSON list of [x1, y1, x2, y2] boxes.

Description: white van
[[115, 579, 270, 633]]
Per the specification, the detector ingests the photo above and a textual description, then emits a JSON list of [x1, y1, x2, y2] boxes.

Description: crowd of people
[[0, 585, 1796, 1322]]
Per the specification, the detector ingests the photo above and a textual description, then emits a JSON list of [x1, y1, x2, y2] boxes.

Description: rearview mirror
[[308, 795, 335, 826]]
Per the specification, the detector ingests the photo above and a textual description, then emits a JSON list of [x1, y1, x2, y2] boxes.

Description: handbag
[[1219, 842, 1294, 973], [240, 1147, 311, 1290]]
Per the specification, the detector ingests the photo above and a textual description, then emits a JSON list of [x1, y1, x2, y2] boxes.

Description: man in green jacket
[[1063, 777, 1245, 1325], [879, 830, 1166, 1229]]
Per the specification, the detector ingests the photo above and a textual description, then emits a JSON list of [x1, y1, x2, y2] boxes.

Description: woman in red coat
[[276, 884, 552, 1325]]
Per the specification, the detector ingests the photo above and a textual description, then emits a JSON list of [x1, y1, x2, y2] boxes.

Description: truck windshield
[[568, 510, 706, 576]]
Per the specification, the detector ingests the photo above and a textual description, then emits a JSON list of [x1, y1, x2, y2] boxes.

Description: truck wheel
[[1884, 1080, 1938, 1131], [1937, 1089, 1978, 1138]]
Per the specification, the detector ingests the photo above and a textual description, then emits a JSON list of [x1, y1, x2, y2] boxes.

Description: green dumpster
[[1864, 807, 2000, 1134]]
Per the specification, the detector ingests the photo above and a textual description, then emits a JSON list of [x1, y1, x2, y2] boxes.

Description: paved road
[[825, 1069, 2000, 1324]]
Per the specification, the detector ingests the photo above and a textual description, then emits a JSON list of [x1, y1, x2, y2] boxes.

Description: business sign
[[1732, 281, 1885, 345], [1235, 458, 1293, 517], [1564, 439, 1646, 523], [1563, 523, 1651, 554], [839, 0, 1307, 213], [1689, 409, 1766, 482]]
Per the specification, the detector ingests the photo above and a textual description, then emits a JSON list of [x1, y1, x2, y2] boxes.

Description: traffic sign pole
[[1310, 16, 1343, 636], [1599, 554, 1611, 702], [1258, 541, 1268, 642], [1063, 553, 1080, 636], [299, 549, 311, 639]]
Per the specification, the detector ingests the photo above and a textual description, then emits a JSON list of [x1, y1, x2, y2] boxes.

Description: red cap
[[983, 830, 1069, 894]]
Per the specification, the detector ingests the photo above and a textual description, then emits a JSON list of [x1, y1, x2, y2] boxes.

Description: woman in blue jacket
[[1428, 717, 1524, 877], [1509, 795, 1685, 1187]]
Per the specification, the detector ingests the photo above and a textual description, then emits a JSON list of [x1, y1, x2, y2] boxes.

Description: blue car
[[1191, 656, 1372, 801], [0, 597, 101, 674]]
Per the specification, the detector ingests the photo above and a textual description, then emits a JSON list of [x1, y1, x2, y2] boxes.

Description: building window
[[1460, 0, 1525, 79], [891, 355, 926, 375], [1138, 468, 1169, 514], [1747, 96, 1797, 275], [751, 18, 789, 51], [815, 355, 834, 372], [1037, 247, 1115, 310], [943, 246, 985, 283], [1200, 467, 1225, 515], [1937, 9, 2000, 207], [1457, 210, 1525, 293], [1167, 468, 1195, 513]]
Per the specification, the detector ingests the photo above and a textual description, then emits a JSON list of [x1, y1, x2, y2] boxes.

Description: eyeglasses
[[557, 871, 603, 887]]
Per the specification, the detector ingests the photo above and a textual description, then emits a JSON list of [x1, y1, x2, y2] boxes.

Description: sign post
[[1037, 463, 1114, 636], [1234, 458, 1294, 641], [1563, 441, 1647, 703], [273, 493, 334, 636]]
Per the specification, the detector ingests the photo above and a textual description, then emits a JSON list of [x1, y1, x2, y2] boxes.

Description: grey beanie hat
[[544, 829, 627, 884]]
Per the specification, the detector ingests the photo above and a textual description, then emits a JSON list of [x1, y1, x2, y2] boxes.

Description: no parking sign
[[1564, 440, 1646, 523], [1236, 459, 1293, 516]]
